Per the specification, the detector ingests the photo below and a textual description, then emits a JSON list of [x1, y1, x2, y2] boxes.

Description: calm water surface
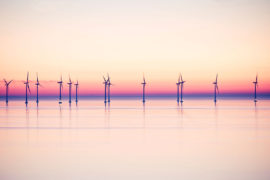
[[0, 99, 270, 180]]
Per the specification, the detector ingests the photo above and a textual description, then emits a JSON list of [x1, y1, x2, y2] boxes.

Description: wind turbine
[[213, 74, 219, 103], [24, 72, 31, 105], [35, 73, 41, 104], [103, 76, 108, 103], [253, 75, 258, 102], [141, 75, 146, 103], [3, 79, 13, 104], [107, 74, 112, 103], [75, 80, 79, 103], [180, 74, 186, 103], [176, 74, 180, 103], [57, 76, 63, 104], [67, 76, 72, 104]]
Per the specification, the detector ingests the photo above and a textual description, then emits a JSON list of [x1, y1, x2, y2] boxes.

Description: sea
[[0, 98, 270, 180]]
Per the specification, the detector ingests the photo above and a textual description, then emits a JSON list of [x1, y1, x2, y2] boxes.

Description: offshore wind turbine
[[24, 72, 31, 105], [57, 76, 63, 104], [213, 74, 219, 103], [141, 75, 146, 103], [74, 80, 79, 103], [67, 76, 72, 104], [253, 75, 258, 102], [3, 79, 13, 104], [35, 73, 41, 104], [176, 75, 180, 103], [180, 74, 186, 103], [107, 74, 112, 103], [103, 76, 108, 103]]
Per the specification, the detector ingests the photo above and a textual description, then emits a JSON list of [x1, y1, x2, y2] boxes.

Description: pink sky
[[0, 0, 270, 96], [1, 78, 269, 97]]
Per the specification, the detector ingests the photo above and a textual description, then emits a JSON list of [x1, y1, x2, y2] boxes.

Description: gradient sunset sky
[[0, 0, 270, 96]]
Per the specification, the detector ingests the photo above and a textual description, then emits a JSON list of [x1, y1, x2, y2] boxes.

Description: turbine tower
[[107, 74, 112, 103], [24, 72, 31, 105], [180, 74, 186, 103], [75, 80, 79, 103], [253, 75, 258, 102], [103, 76, 108, 103], [141, 75, 146, 103], [3, 79, 13, 104], [35, 73, 41, 104], [176, 75, 180, 103], [213, 74, 219, 103], [67, 76, 72, 104], [57, 76, 63, 104]]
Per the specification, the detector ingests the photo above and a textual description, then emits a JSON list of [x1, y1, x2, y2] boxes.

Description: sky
[[0, 0, 270, 96]]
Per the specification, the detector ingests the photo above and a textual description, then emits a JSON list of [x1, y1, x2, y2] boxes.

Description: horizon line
[[1, 92, 270, 99]]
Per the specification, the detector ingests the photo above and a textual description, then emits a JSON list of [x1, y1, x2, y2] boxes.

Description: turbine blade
[[180, 74, 183, 82], [8, 80, 13, 85], [216, 74, 218, 83], [27, 72, 29, 82], [28, 85, 31, 94], [3, 79, 7, 84], [216, 85, 219, 94]]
